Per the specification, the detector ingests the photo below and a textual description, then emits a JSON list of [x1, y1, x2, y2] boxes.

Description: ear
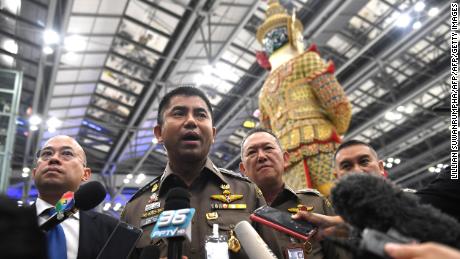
[[378, 160, 385, 176], [282, 151, 289, 167], [82, 167, 92, 182], [239, 162, 246, 175], [211, 127, 216, 143], [154, 125, 163, 143]]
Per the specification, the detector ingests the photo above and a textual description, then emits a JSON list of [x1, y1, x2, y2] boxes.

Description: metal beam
[[394, 155, 450, 185], [346, 69, 450, 139]]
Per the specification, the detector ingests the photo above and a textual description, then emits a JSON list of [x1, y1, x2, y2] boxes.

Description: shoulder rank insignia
[[211, 190, 243, 203]]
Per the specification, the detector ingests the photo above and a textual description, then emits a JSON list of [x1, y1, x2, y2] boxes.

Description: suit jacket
[[77, 210, 119, 259], [33, 203, 119, 259]]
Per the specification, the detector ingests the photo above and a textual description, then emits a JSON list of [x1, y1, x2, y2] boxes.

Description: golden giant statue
[[256, 0, 352, 195]]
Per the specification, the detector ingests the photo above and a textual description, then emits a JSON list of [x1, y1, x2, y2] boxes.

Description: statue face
[[262, 27, 289, 56]]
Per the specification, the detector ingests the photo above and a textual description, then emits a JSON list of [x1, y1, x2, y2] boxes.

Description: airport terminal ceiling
[[0, 0, 452, 209]]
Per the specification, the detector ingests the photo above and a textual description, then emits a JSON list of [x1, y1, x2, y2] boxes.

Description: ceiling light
[[64, 35, 86, 52], [437, 163, 444, 168], [414, 2, 426, 12], [137, 173, 145, 180], [396, 14, 411, 28], [434, 168, 441, 173], [386, 163, 393, 168], [3, 39, 18, 54], [396, 106, 406, 112], [387, 157, 394, 163], [29, 115, 42, 125], [48, 127, 56, 133], [123, 178, 130, 184], [428, 7, 439, 17], [62, 51, 78, 61], [412, 21, 422, 30], [384, 111, 403, 120], [152, 138, 158, 144], [43, 46, 54, 55], [21, 172, 29, 178], [394, 158, 401, 164], [46, 117, 62, 128], [2, 0, 22, 14], [29, 125, 39, 131], [428, 166, 435, 173], [22, 167, 30, 173], [103, 203, 111, 211], [113, 203, 122, 211], [405, 106, 414, 114], [43, 29, 60, 45], [126, 174, 133, 179]]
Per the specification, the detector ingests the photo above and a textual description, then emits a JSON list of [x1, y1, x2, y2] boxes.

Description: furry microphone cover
[[331, 173, 460, 249]]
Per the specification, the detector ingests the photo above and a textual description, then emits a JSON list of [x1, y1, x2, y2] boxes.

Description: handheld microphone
[[150, 187, 193, 259], [234, 221, 278, 259], [40, 181, 106, 232], [331, 173, 460, 249]]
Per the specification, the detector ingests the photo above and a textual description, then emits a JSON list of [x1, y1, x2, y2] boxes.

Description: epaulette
[[127, 176, 161, 203], [296, 188, 322, 196], [218, 168, 251, 182]]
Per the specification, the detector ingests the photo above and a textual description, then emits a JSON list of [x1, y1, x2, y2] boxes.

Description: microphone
[[40, 181, 106, 232], [234, 221, 278, 259], [150, 187, 193, 259], [331, 173, 460, 249], [139, 245, 160, 259]]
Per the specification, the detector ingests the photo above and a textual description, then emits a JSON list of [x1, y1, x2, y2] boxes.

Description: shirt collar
[[35, 197, 80, 219], [159, 157, 228, 195]]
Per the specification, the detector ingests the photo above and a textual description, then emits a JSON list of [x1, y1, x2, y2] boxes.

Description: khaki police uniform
[[268, 185, 348, 259], [121, 158, 282, 259]]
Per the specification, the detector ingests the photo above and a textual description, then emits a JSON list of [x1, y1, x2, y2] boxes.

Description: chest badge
[[211, 189, 243, 203]]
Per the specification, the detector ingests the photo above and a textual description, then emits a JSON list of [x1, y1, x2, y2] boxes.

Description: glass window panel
[[106, 54, 152, 82], [96, 83, 137, 106], [101, 70, 145, 94]]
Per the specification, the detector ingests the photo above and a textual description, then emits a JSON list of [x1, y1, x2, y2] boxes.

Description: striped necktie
[[45, 208, 67, 259]]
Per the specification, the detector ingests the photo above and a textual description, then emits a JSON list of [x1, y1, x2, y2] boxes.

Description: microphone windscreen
[[74, 181, 106, 210], [164, 187, 190, 210], [331, 173, 460, 248]]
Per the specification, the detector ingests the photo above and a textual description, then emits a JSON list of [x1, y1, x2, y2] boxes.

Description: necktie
[[46, 208, 68, 259]]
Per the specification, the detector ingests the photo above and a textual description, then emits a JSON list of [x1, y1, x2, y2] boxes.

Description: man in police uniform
[[121, 87, 281, 259], [240, 128, 347, 259]]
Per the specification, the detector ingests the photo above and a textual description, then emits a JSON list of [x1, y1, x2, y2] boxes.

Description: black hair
[[334, 139, 379, 161], [240, 127, 282, 159], [157, 86, 213, 125]]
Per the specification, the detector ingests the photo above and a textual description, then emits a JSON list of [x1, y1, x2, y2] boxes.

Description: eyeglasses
[[36, 147, 86, 166]]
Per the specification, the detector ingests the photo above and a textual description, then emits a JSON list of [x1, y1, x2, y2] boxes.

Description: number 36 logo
[[157, 208, 192, 227]]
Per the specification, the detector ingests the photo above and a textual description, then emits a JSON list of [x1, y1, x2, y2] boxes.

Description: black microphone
[[163, 187, 191, 259], [139, 245, 160, 259], [331, 173, 460, 249], [40, 181, 106, 231]]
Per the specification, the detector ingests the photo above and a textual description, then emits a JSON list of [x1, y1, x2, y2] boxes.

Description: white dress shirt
[[35, 198, 79, 259]]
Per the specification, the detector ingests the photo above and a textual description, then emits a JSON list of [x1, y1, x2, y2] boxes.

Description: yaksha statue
[[256, 0, 352, 195]]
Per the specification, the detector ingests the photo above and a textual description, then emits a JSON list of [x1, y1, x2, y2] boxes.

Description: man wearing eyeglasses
[[33, 135, 118, 259]]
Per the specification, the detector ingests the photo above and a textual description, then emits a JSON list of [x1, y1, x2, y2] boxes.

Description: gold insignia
[[220, 184, 230, 190], [151, 183, 158, 193], [211, 190, 243, 203], [142, 208, 163, 218], [228, 229, 241, 253], [288, 205, 313, 213], [255, 186, 263, 198], [206, 212, 219, 220]]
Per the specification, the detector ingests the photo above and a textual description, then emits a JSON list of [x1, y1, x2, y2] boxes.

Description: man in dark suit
[[33, 135, 118, 259]]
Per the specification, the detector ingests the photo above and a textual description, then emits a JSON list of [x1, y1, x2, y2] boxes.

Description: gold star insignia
[[211, 190, 243, 203]]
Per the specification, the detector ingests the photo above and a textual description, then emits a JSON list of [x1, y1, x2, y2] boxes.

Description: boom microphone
[[40, 181, 106, 232], [234, 221, 278, 259], [331, 173, 460, 248]]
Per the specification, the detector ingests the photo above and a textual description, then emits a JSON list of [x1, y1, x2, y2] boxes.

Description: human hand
[[384, 242, 460, 259], [292, 211, 345, 240]]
